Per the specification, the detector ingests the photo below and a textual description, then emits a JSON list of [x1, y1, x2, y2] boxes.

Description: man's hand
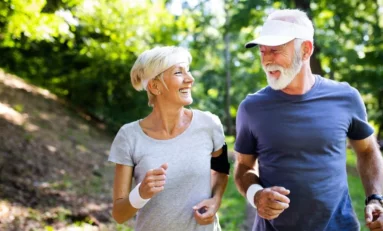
[[366, 200, 383, 231], [254, 186, 290, 220], [193, 197, 220, 225]]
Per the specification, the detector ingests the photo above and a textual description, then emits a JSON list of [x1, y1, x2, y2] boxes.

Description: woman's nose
[[185, 72, 194, 83]]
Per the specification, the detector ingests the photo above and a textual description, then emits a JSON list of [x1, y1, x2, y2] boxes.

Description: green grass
[[115, 224, 134, 231], [219, 167, 246, 231], [346, 149, 369, 231], [218, 136, 246, 230], [225, 135, 235, 151]]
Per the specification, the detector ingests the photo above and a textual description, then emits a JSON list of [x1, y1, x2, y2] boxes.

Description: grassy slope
[[0, 69, 129, 230]]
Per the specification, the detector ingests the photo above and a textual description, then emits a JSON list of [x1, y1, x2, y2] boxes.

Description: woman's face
[[159, 62, 194, 106]]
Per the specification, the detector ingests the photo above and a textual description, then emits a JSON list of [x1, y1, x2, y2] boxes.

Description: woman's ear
[[147, 79, 161, 95]]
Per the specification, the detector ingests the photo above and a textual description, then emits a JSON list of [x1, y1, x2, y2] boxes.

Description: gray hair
[[130, 46, 192, 106]]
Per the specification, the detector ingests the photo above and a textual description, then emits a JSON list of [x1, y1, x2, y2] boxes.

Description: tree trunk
[[293, 0, 324, 77], [224, 2, 233, 135], [378, 88, 383, 141]]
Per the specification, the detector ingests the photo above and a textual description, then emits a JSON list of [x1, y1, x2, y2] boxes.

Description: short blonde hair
[[130, 46, 192, 106]]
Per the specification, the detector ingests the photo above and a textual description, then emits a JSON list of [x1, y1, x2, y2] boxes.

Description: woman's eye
[[175, 71, 182, 75]]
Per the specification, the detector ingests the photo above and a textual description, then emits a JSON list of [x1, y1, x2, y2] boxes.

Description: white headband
[[141, 53, 190, 90], [245, 20, 314, 48]]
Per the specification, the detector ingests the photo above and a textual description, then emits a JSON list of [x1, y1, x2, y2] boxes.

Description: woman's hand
[[139, 163, 168, 199], [193, 197, 221, 225]]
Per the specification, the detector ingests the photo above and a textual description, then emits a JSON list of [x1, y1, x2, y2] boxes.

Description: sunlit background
[[0, 0, 382, 230]]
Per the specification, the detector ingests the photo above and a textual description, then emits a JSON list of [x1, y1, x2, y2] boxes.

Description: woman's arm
[[193, 147, 229, 225], [112, 163, 168, 224], [112, 164, 137, 223], [211, 147, 229, 200]]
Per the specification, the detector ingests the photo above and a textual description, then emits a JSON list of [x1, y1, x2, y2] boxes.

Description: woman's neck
[[144, 106, 192, 137]]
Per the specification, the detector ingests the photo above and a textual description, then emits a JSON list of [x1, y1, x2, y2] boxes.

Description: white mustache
[[263, 64, 285, 73]]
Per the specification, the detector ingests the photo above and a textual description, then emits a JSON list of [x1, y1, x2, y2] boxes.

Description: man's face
[[259, 40, 303, 90]]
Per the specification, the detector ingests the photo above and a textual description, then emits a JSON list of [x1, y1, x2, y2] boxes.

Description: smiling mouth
[[269, 70, 280, 75], [179, 88, 190, 94]]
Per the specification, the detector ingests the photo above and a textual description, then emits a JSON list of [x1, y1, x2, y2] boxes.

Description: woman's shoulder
[[116, 120, 140, 136], [192, 109, 222, 126]]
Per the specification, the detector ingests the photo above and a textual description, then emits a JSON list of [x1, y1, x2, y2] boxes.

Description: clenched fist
[[139, 163, 168, 199], [254, 186, 290, 220]]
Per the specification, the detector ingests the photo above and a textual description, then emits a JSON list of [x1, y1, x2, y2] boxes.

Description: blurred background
[[0, 0, 382, 230]]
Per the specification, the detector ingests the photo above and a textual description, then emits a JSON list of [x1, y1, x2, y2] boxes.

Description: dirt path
[[0, 70, 129, 230]]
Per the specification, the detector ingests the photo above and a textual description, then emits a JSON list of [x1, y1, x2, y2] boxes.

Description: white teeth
[[179, 89, 190, 93]]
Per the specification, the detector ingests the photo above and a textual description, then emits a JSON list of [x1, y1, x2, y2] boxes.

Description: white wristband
[[246, 184, 264, 208], [129, 183, 150, 209]]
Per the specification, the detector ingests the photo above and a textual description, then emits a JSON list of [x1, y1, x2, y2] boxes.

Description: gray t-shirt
[[108, 109, 225, 231]]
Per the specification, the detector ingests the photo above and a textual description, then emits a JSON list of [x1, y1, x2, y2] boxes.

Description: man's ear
[[302, 41, 313, 61]]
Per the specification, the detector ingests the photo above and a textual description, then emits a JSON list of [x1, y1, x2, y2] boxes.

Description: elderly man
[[234, 9, 383, 231]]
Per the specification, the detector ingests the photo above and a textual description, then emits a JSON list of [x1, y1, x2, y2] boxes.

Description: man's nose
[[261, 53, 274, 66]]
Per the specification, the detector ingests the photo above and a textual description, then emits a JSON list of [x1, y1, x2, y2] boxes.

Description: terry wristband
[[129, 182, 150, 209], [246, 184, 264, 208]]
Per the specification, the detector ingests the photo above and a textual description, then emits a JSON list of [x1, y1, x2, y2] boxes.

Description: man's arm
[[234, 152, 259, 196], [234, 152, 290, 220], [350, 134, 383, 196], [350, 134, 383, 230]]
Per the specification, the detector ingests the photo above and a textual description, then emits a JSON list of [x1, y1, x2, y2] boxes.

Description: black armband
[[211, 143, 230, 175]]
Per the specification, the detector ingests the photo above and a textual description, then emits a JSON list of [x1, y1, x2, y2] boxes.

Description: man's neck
[[281, 65, 315, 95]]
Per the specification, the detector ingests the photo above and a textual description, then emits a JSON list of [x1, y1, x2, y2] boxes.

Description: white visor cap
[[245, 20, 314, 48]]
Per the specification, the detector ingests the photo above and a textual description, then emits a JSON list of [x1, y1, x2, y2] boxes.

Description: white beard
[[262, 51, 303, 90]]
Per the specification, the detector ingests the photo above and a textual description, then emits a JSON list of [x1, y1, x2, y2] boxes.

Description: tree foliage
[[0, 0, 382, 137]]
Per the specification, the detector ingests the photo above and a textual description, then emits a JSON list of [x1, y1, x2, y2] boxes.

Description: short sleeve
[[210, 113, 225, 152], [108, 126, 134, 166], [234, 101, 258, 155], [347, 87, 374, 140]]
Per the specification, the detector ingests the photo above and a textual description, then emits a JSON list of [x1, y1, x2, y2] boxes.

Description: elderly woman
[[108, 46, 229, 231]]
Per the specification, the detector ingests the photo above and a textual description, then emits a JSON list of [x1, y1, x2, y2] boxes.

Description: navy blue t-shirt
[[235, 75, 374, 231]]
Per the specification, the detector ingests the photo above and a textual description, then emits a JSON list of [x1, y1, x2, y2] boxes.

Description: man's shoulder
[[242, 86, 272, 104], [318, 75, 353, 91], [316, 76, 362, 102]]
